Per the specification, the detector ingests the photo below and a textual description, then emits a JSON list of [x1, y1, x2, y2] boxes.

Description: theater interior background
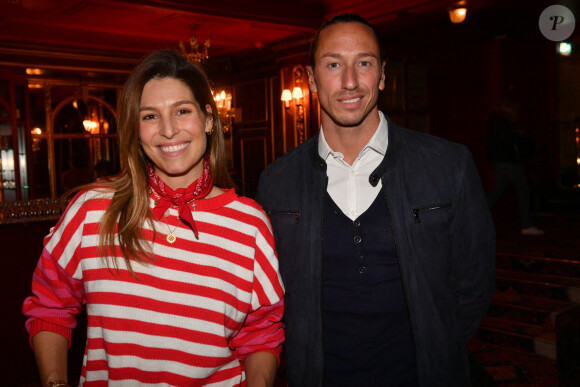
[[1, 0, 579, 385]]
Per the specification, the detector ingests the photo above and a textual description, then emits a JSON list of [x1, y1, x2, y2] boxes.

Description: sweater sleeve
[[22, 191, 90, 348], [229, 210, 285, 363], [22, 248, 86, 348]]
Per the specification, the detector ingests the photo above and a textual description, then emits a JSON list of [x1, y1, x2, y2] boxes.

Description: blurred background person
[[486, 90, 545, 236]]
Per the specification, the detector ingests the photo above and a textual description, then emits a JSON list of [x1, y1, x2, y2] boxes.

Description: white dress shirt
[[318, 111, 389, 221]]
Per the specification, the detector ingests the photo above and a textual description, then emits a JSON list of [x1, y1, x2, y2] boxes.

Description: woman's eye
[[141, 114, 155, 121], [177, 109, 191, 115]]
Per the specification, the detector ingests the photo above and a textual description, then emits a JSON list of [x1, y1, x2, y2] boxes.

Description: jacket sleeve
[[229, 211, 285, 363], [452, 149, 496, 344]]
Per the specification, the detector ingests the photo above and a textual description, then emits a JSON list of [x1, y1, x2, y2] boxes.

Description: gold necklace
[[163, 212, 181, 244]]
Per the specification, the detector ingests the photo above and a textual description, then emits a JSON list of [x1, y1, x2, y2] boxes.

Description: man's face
[[307, 22, 385, 131]]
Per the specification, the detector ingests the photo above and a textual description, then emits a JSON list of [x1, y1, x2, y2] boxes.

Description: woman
[[23, 50, 284, 386]]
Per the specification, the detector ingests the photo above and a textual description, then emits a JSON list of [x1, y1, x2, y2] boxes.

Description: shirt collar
[[318, 111, 389, 160]]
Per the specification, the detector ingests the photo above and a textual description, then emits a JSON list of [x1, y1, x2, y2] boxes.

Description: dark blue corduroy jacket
[[256, 115, 496, 386]]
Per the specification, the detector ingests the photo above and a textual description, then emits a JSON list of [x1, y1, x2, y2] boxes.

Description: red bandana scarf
[[148, 154, 213, 238]]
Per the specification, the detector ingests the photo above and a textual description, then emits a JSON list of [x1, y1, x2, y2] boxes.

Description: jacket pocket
[[266, 209, 301, 224], [264, 209, 303, 285], [412, 203, 452, 223]]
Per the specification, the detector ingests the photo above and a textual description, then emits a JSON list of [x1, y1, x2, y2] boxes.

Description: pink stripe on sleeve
[[230, 298, 285, 363], [22, 247, 86, 348]]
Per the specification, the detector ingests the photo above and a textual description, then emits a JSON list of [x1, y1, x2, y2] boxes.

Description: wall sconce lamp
[[281, 87, 304, 108], [281, 89, 292, 108], [292, 87, 303, 103], [281, 66, 307, 145], [448, 7, 467, 24], [31, 127, 42, 152]]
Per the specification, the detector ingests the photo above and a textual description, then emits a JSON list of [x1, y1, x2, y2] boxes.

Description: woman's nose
[[159, 116, 178, 138]]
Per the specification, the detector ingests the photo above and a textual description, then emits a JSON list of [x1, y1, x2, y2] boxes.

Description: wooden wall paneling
[[269, 75, 282, 164], [279, 66, 292, 155], [240, 135, 268, 198], [45, 86, 57, 199], [232, 77, 272, 197], [309, 90, 321, 137], [380, 59, 406, 128], [233, 79, 269, 126], [292, 65, 306, 148], [8, 78, 22, 201]]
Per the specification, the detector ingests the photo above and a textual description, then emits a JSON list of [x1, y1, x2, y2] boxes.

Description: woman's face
[[139, 77, 212, 189]]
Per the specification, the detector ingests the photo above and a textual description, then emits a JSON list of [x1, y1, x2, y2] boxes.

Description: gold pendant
[[166, 234, 176, 244]]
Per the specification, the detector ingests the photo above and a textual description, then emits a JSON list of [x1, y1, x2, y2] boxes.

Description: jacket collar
[[308, 132, 327, 173], [369, 114, 400, 186]]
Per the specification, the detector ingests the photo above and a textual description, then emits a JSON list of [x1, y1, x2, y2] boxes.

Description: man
[[257, 14, 495, 386]]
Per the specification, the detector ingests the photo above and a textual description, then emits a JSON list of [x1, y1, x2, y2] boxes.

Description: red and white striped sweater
[[23, 188, 285, 386]]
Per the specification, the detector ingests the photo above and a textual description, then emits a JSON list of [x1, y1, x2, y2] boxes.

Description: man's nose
[[342, 65, 358, 90]]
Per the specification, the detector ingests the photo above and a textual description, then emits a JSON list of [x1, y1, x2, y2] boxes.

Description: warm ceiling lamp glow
[[83, 120, 99, 134], [26, 68, 44, 75], [449, 8, 467, 23]]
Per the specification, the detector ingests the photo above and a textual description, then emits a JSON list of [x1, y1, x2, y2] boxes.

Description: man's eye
[[360, 61, 370, 67], [328, 63, 339, 69]]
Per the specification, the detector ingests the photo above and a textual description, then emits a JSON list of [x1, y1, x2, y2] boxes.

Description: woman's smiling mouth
[[160, 142, 190, 153]]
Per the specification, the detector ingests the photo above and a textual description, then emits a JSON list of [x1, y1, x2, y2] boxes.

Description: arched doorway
[[48, 96, 119, 196]]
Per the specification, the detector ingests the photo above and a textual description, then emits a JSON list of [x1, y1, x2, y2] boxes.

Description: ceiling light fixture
[[179, 24, 210, 64], [449, 7, 467, 23], [26, 68, 44, 75]]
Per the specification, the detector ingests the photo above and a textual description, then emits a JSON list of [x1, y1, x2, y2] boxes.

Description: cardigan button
[[354, 235, 362, 244]]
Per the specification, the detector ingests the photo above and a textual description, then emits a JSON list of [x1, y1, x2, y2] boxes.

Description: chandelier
[[213, 90, 234, 134], [179, 24, 210, 64]]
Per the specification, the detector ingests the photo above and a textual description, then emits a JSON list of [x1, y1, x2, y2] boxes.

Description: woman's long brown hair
[[81, 49, 235, 274]]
